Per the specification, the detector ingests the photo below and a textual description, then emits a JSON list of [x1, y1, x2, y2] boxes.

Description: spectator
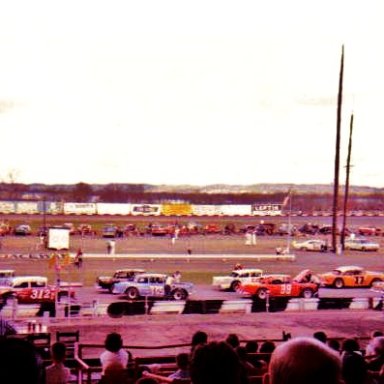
[[313, 331, 328, 344], [236, 346, 257, 375], [190, 331, 208, 355], [244, 340, 258, 353], [366, 330, 384, 356], [226, 333, 240, 349], [135, 378, 159, 384], [190, 341, 242, 384], [264, 337, 343, 384], [168, 352, 190, 380], [45, 342, 71, 384], [0, 316, 16, 337], [259, 340, 276, 353], [100, 332, 129, 375], [340, 338, 367, 384], [328, 339, 341, 352], [74, 248, 83, 268], [0, 337, 44, 384], [366, 336, 384, 372]]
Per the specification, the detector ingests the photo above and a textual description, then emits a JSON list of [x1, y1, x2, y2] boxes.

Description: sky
[[0, 0, 383, 188]]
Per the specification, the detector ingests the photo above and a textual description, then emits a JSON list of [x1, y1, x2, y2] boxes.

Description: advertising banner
[[131, 204, 161, 216], [63, 203, 97, 215], [96, 203, 131, 215], [251, 203, 282, 216], [161, 204, 193, 216]]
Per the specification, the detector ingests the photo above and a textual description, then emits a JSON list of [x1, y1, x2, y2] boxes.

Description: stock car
[[319, 266, 384, 288], [0, 276, 75, 304], [291, 239, 328, 252], [96, 268, 145, 292], [112, 273, 194, 300], [344, 238, 380, 252], [212, 268, 264, 291], [238, 272, 319, 299]]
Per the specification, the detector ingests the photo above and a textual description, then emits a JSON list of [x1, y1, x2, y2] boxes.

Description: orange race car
[[319, 265, 384, 289], [238, 272, 319, 300]]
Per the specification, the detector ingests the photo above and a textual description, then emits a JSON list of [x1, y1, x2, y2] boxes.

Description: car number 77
[[354, 276, 364, 285]]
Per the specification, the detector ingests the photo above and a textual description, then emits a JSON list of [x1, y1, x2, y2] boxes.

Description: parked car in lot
[[212, 268, 264, 291], [238, 272, 319, 299], [358, 226, 382, 236], [0, 269, 15, 286], [112, 273, 194, 300], [292, 239, 328, 252], [14, 224, 32, 236], [344, 238, 380, 251], [0, 276, 75, 304], [102, 224, 118, 238], [319, 265, 384, 288], [96, 268, 145, 292]]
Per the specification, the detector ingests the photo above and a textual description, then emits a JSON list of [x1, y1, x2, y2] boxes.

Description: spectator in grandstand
[[313, 331, 328, 344], [226, 333, 240, 349], [328, 339, 341, 353], [244, 340, 258, 353], [0, 316, 16, 337], [366, 336, 384, 372], [236, 346, 258, 375], [168, 352, 190, 380], [0, 337, 44, 384], [45, 342, 71, 384], [340, 338, 367, 384], [190, 341, 242, 384], [264, 337, 343, 384], [190, 331, 208, 355], [366, 330, 384, 356], [100, 332, 129, 375], [259, 340, 276, 353], [136, 378, 159, 384]]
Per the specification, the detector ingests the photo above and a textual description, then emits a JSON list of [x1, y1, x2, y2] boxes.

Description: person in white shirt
[[99, 332, 129, 375]]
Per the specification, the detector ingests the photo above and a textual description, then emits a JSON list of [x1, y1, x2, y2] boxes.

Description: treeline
[[0, 182, 383, 212]]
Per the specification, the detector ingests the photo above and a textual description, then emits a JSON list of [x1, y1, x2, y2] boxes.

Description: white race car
[[212, 268, 264, 291]]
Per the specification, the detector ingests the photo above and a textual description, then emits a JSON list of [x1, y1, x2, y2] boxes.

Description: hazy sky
[[1, 0, 383, 187]]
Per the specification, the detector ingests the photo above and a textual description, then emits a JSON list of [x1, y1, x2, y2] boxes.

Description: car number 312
[[30, 289, 54, 300]]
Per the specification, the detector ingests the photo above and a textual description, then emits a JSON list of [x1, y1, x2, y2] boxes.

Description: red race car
[[0, 276, 75, 304], [238, 271, 319, 300]]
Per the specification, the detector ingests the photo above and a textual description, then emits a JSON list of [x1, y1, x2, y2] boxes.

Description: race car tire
[[230, 280, 241, 292], [126, 287, 139, 300], [256, 288, 268, 300], [172, 289, 188, 301], [334, 278, 344, 289], [302, 288, 314, 298]]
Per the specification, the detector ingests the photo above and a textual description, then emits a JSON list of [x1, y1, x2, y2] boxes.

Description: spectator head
[[245, 340, 258, 353], [341, 338, 360, 353], [327, 339, 341, 352], [191, 341, 241, 384], [371, 336, 384, 356], [51, 342, 67, 363], [176, 352, 189, 370], [313, 331, 328, 344], [235, 346, 248, 361], [104, 332, 123, 353], [226, 333, 240, 349], [259, 340, 276, 353], [0, 337, 44, 384], [191, 331, 208, 350], [265, 337, 342, 384], [371, 330, 384, 339]]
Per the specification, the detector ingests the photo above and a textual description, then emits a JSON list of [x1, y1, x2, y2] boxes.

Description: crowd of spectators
[[1, 320, 384, 384]]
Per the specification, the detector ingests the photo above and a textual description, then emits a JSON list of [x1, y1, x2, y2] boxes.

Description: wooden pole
[[341, 113, 354, 250], [332, 45, 344, 253]]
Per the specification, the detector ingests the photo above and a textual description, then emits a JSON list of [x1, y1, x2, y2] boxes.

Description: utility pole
[[341, 113, 354, 250], [332, 45, 344, 253]]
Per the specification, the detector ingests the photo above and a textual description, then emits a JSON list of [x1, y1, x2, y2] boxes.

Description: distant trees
[[72, 183, 93, 202]]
